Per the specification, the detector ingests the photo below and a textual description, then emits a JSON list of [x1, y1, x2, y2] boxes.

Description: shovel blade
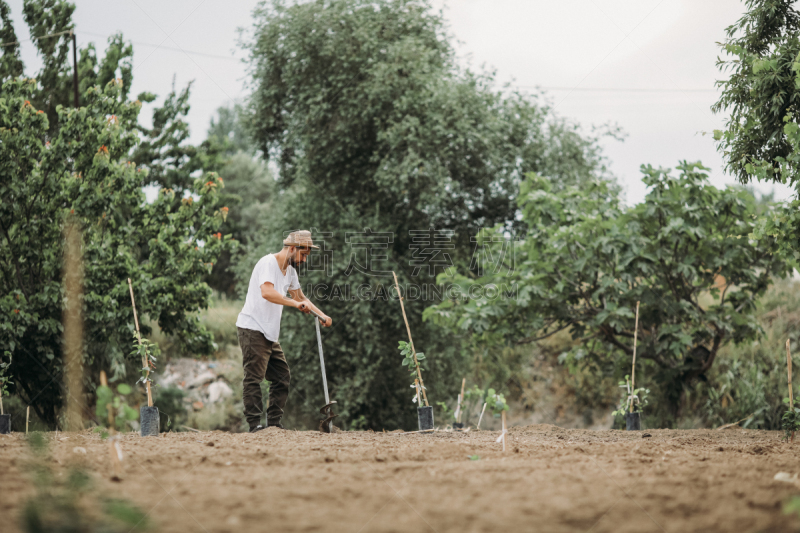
[[319, 401, 338, 433]]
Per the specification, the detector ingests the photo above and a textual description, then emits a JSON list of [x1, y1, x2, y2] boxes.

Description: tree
[[207, 102, 257, 156], [713, 0, 800, 265], [0, 1, 234, 427], [712, 0, 800, 186], [425, 163, 789, 421], [242, 0, 615, 429]]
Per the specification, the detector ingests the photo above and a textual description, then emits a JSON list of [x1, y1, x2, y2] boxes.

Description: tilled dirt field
[[2, 425, 800, 532]]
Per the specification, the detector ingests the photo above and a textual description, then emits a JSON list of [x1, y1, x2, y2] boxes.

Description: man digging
[[236, 230, 332, 433]]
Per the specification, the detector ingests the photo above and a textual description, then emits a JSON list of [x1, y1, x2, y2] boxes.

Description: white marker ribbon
[[495, 429, 508, 443]]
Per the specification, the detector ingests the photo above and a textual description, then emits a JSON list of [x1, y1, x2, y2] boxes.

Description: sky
[[6, 0, 795, 205]]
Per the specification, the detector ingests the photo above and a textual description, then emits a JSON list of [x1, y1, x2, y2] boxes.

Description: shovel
[[310, 309, 337, 433]]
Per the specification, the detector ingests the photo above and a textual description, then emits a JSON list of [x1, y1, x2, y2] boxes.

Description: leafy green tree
[[208, 102, 256, 156], [133, 80, 228, 194], [426, 163, 789, 421], [0, 1, 24, 80], [0, 1, 234, 427], [0, 77, 233, 427], [713, 0, 800, 264], [242, 0, 613, 429], [712, 0, 800, 185]]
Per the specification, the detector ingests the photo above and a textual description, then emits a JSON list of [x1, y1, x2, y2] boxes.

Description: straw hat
[[283, 230, 320, 249]]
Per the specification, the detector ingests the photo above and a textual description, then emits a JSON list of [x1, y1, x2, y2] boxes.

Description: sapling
[[781, 392, 800, 442], [0, 352, 12, 434], [131, 334, 160, 396], [128, 278, 161, 436], [485, 388, 509, 418], [611, 375, 650, 422], [783, 340, 798, 442], [399, 340, 427, 403], [0, 352, 11, 413], [393, 271, 430, 407]]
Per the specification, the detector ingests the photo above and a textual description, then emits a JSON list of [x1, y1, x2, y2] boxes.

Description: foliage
[[207, 102, 256, 156], [611, 375, 649, 417], [782, 392, 800, 441], [132, 80, 228, 195], [130, 334, 159, 387], [399, 340, 426, 403], [206, 152, 274, 295], [712, 0, 800, 267], [484, 388, 509, 417], [22, 432, 149, 533], [427, 162, 790, 419], [712, 0, 800, 187], [241, 0, 613, 430], [94, 382, 138, 438], [0, 351, 11, 397], [687, 279, 800, 430], [0, 3, 235, 427]]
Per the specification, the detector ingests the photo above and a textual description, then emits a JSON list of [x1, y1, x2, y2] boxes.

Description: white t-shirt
[[236, 254, 300, 342]]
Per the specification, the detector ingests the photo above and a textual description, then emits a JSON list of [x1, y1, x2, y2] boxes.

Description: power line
[[1, 29, 242, 61], [514, 86, 718, 93], [2, 31, 718, 94], [81, 31, 241, 61]]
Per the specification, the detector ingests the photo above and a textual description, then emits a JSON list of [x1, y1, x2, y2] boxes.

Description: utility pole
[[71, 30, 78, 108]]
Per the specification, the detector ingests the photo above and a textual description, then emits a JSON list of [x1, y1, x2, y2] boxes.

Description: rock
[[188, 371, 216, 389], [72, 447, 87, 454], [208, 381, 233, 403], [774, 472, 798, 484]]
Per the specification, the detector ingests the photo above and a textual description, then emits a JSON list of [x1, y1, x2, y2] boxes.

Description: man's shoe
[[249, 425, 266, 433], [267, 421, 284, 429]]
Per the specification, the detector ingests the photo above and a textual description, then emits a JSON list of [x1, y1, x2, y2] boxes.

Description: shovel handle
[[307, 306, 325, 324]]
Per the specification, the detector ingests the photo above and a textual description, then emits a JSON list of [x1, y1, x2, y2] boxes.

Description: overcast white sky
[[6, 0, 795, 204]]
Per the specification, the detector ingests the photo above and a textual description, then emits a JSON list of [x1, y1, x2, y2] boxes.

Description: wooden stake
[[392, 272, 428, 406], [0, 396, 3, 415], [128, 278, 153, 407], [788, 339, 794, 443], [26, 406, 29, 434], [458, 378, 466, 423], [630, 301, 640, 414], [477, 402, 487, 429], [501, 410, 507, 452]]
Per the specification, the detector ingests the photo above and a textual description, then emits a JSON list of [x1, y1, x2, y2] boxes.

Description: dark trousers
[[238, 327, 291, 429]]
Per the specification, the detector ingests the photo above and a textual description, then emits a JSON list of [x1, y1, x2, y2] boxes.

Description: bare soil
[[1, 425, 799, 532]]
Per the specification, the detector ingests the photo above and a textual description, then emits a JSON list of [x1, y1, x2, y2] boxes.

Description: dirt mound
[[1, 426, 798, 532]]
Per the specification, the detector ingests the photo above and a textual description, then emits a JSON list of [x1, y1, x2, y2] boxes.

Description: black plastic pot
[[625, 412, 641, 431], [417, 406, 434, 431], [0, 414, 9, 434], [452, 422, 464, 430], [140, 406, 160, 436]]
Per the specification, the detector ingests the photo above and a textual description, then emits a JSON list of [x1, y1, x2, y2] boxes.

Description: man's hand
[[320, 315, 332, 327], [296, 301, 312, 314]]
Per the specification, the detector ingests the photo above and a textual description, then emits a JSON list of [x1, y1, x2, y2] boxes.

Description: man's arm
[[260, 282, 308, 311], [288, 287, 332, 327]]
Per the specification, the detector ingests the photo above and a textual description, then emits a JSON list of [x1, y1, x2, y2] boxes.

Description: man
[[236, 230, 332, 432]]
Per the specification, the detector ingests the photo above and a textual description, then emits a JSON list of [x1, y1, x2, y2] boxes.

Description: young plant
[[781, 391, 800, 442], [399, 340, 426, 403], [485, 388, 509, 418], [131, 334, 160, 389], [95, 382, 139, 439], [611, 375, 650, 417], [0, 351, 12, 413]]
